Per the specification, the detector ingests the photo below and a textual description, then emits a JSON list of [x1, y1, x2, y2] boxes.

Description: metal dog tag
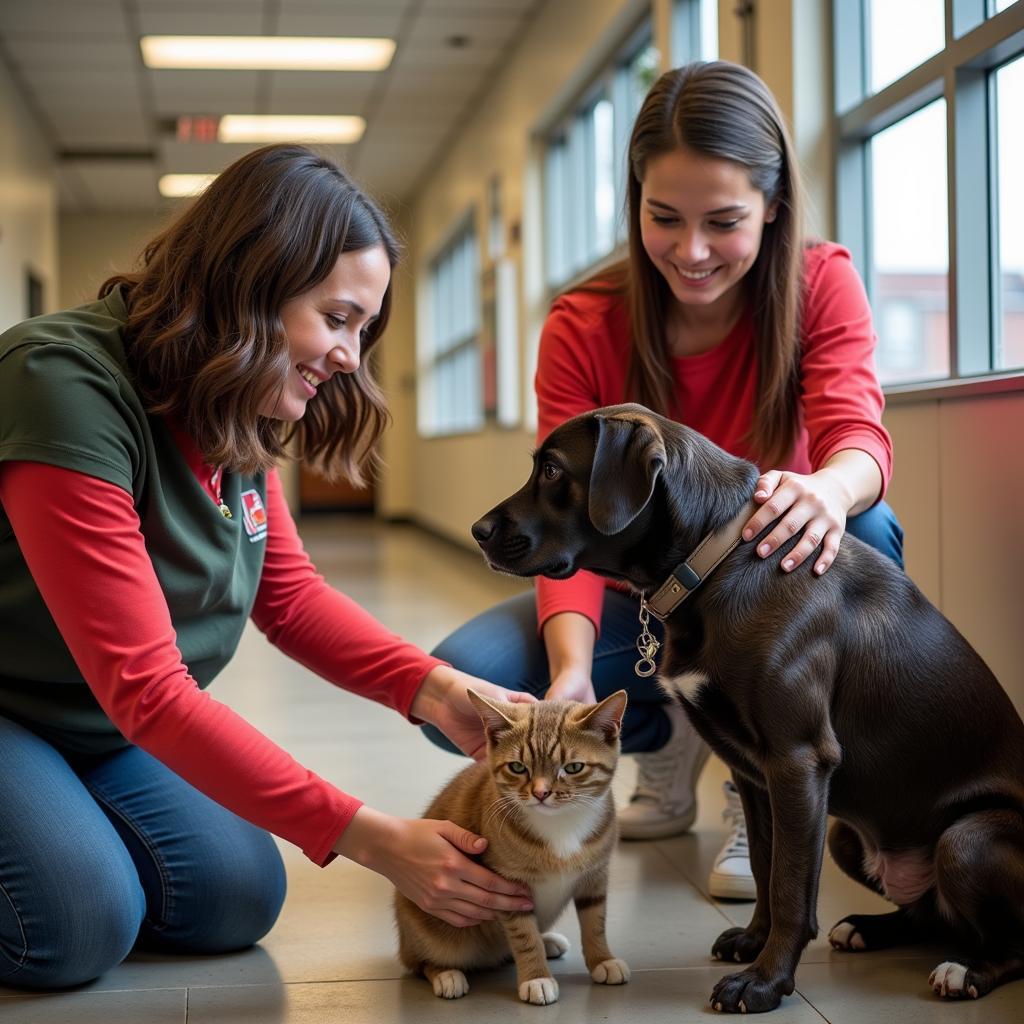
[[634, 597, 661, 678]]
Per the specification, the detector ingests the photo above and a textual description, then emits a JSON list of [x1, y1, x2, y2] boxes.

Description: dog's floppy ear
[[588, 413, 666, 535]]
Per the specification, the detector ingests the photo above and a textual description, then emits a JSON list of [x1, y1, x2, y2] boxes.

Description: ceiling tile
[[265, 70, 377, 112], [2, 37, 135, 71], [149, 69, 261, 115], [0, 1, 129, 37], [59, 158, 162, 211], [49, 112, 152, 150], [275, 9, 407, 37], [136, 5, 266, 36]]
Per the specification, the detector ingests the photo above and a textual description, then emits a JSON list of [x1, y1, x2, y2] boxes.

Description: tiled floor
[[2, 516, 1022, 1023]]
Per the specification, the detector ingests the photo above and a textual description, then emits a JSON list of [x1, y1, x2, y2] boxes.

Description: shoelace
[[720, 788, 749, 858]]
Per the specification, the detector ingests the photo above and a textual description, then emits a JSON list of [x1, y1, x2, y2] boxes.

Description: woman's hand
[[742, 450, 882, 575], [742, 467, 853, 576], [544, 667, 596, 705], [333, 806, 534, 928], [412, 665, 536, 760]]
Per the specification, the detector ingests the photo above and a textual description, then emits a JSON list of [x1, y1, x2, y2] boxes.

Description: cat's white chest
[[530, 876, 577, 927], [522, 800, 603, 860]]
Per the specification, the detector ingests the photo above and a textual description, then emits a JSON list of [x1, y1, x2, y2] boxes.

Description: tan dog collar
[[644, 499, 759, 622]]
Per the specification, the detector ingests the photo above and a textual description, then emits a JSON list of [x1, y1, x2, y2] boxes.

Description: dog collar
[[643, 498, 759, 622]]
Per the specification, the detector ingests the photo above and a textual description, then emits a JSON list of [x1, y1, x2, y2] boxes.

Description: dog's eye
[[564, 762, 585, 774], [507, 761, 528, 774], [541, 462, 562, 481]]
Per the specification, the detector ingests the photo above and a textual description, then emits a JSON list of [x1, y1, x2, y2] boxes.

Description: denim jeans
[[0, 715, 287, 990], [424, 501, 904, 756]]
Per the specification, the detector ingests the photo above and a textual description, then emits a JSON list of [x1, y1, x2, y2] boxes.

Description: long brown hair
[[101, 143, 399, 484], [591, 61, 805, 468]]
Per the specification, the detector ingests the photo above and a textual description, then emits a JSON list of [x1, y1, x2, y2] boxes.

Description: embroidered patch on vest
[[240, 489, 268, 543]]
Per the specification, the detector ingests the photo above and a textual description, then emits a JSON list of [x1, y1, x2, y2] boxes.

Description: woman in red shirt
[[0, 144, 535, 990], [426, 61, 903, 900]]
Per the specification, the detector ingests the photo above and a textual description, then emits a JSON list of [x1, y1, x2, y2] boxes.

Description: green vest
[[0, 288, 267, 753]]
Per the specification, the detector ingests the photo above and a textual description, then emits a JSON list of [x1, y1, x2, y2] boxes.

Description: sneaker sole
[[617, 809, 697, 841], [708, 872, 756, 900]]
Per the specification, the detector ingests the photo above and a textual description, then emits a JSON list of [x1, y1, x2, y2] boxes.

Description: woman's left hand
[[741, 468, 853, 576], [412, 665, 537, 761]]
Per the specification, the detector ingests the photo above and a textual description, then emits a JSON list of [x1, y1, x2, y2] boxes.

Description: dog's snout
[[471, 514, 498, 545]]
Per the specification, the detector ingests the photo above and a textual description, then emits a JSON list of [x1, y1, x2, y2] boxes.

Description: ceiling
[[0, 0, 541, 212]]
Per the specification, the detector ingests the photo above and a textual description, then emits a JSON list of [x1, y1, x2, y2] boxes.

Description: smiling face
[[259, 243, 391, 420], [639, 146, 775, 324]]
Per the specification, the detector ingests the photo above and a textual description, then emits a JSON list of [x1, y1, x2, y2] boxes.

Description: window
[[418, 219, 481, 436], [834, 0, 1024, 384], [995, 53, 1024, 369], [542, 32, 660, 289]]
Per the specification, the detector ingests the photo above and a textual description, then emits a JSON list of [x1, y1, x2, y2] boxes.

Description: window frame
[[417, 213, 483, 438], [833, 0, 1024, 395]]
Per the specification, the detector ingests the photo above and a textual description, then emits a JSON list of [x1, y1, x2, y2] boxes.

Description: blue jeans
[[0, 715, 287, 991], [424, 501, 904, 756]]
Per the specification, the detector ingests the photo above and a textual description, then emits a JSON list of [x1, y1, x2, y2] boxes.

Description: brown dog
[[471, 403, 1024, 1013]]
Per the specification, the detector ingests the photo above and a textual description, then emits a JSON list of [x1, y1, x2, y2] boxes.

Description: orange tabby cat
[[395, 689, 630, 1005]]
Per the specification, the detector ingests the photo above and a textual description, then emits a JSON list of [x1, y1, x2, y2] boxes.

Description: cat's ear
[[467, 689, 518, 740], [576, 689, 628, 742]]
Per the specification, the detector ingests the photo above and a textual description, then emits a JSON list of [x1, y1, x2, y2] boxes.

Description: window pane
[[996, 55, 1024, 369], [870, 100, 949, 383], [593, 97, 615, 256], [994, 0, 1017, 12], [869, 0, 944, 93]]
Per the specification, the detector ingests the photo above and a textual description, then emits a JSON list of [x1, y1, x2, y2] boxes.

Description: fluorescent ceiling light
[[159, 173, 217, 198], [141, 36, 395, 71], [218, 115, 365, 144]]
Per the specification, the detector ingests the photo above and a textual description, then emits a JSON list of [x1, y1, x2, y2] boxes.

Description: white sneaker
[[708, 780, 756, 900], [618, 702, 710, 840]]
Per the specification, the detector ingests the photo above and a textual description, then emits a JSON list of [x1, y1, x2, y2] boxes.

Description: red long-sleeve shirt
[[534, 242, 893, 634], [0, 451, 444, 867]]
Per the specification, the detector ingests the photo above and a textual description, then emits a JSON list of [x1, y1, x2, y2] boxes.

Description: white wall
[[0, 54, 58, 330], [59, 211, 167, 310]]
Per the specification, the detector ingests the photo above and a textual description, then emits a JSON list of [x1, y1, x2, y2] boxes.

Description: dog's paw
[[431, 969, 469, 999], [519, 976, 559, 1005], [710, 968, 794, 1013], [930, 961, 980, 999], [542, 931, 570, 959], [591, 957, 630, 985], [711, 926, 768, 964], [828, 920, 867, 951]]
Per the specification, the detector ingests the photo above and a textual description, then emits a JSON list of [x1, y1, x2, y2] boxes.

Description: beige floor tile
[[796, 957, 1024, 1023], [0, 987, 185, 1023], [186, 968, 829, 1024]]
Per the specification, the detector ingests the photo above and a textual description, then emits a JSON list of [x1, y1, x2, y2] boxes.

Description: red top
[[0, 437, 445, 867], [534, 242, 892, 634]]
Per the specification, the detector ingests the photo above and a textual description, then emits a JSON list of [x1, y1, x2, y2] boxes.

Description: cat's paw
[[519, 976, 559, 1005], [591, 957, 631, 985], [542, 931, 570, 959], [431, 969, 469, 999]]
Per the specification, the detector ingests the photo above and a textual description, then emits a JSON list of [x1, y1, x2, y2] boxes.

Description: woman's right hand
[[333, 806, 535, 927], [545, 667, 596, 705]]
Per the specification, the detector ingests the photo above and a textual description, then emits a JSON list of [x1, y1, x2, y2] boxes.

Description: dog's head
[[472, 404, 678, 584]]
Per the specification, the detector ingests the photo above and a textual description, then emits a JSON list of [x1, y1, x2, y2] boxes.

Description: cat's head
[[467, 690, 628, 813]]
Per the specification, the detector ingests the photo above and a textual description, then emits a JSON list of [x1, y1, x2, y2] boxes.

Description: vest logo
[[240, 489, 268, 543]]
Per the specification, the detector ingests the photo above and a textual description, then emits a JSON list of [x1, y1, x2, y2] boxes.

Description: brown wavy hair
[[578, 60, 805, 468], [100, 143, 399, 484]]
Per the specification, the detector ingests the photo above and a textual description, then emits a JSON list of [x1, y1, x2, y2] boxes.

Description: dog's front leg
[[710, 744, 836, 1013], [711, 774, 772, 963]]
